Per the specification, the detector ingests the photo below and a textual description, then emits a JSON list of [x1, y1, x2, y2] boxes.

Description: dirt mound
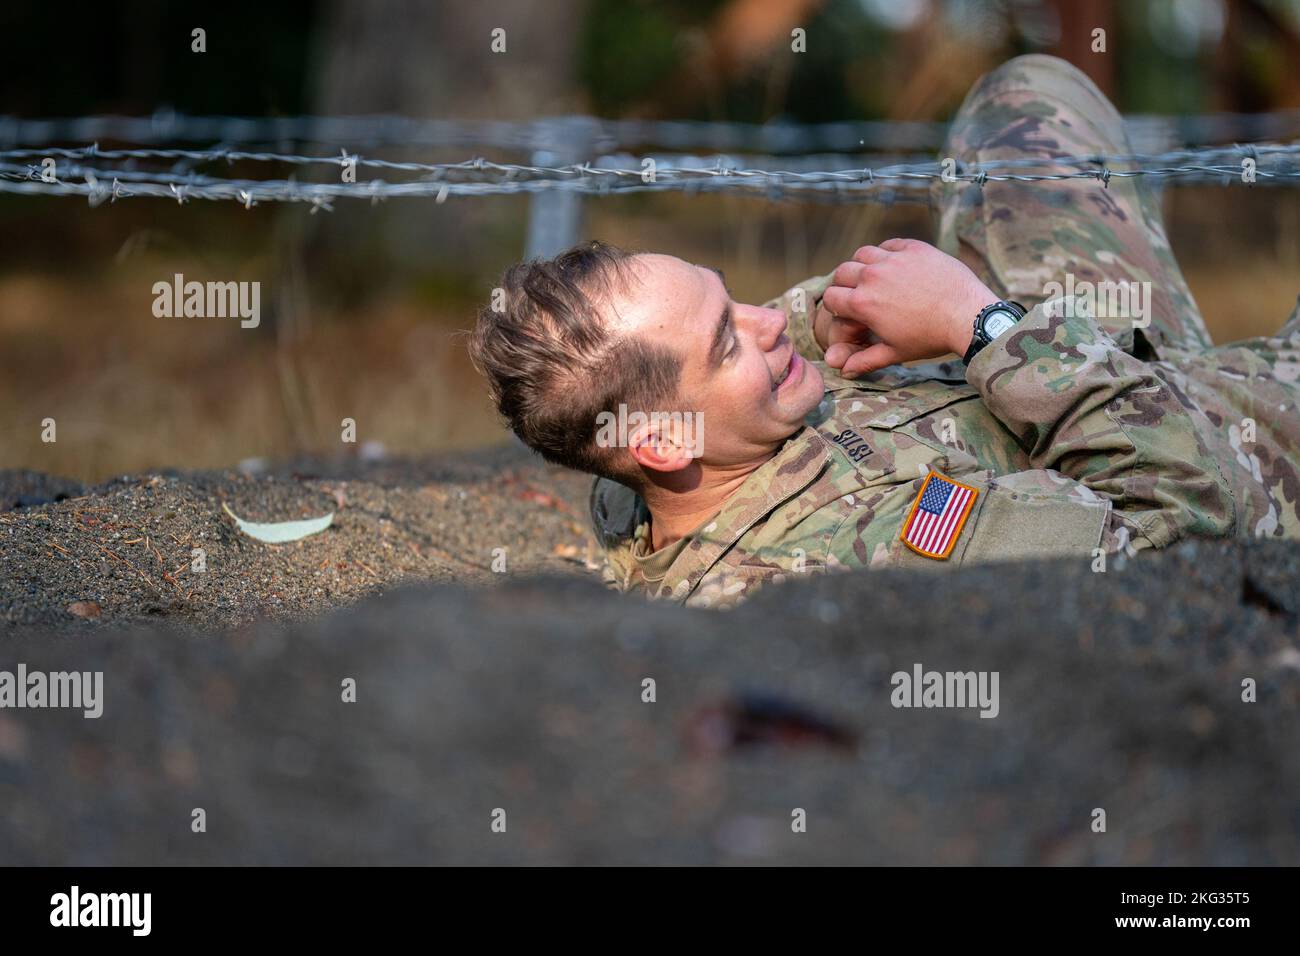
[[0, 469, 86, 511], [2, 510, 1297, 864], [0, 448, 597, 630]]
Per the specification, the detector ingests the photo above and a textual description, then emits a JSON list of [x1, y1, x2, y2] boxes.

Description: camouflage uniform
[[590, 55, 1300, 609]]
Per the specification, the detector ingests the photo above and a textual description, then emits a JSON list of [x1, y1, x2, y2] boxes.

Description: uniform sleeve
[[762, 271, 836, 363], [825, 469, 1115, 572], [964, 296, 1236, 550]]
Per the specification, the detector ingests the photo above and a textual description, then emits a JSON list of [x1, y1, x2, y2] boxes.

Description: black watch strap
[[963, 300, 1026, 365]]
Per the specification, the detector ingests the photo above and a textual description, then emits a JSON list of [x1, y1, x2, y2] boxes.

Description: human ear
[[626, 418, 696, 473]]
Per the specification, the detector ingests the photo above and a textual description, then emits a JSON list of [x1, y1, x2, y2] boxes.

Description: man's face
[[607, 253, 825, 467]]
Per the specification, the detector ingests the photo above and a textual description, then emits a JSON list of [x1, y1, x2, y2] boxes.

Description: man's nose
[[741, 304, 788, 350]]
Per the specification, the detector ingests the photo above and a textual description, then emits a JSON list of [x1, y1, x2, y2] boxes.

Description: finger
[[826, 316, 862, 347], [826, 314, 881, 349], [821, 284, 853, 318], [831, 260, 867, 289], [851, 244, 890, 265], [823, 341, 865, 369], [878, 237, 917, 253], [839, 342, 904, 378]]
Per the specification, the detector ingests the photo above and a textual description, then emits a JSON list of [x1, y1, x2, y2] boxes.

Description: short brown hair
[[468, 240, 683, 484]]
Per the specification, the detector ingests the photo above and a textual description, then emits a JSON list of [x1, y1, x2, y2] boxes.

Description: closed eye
[[703, 264, 737, 368]]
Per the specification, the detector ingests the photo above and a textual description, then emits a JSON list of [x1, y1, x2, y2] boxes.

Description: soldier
[[469, 55, 1300, 609]]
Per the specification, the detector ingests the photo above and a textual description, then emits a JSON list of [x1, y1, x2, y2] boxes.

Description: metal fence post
[[524, 116, 598, 259]]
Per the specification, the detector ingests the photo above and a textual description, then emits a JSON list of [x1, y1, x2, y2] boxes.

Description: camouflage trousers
[[933, 54, 1300, 541], [932, 53, 1215, 354]]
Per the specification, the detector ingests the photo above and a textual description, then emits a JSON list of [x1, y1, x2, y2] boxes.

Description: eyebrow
[[703, 266, 733, 367]]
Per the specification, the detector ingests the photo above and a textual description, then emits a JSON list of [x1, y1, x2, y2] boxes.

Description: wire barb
[[0, 136, 1296, 208]]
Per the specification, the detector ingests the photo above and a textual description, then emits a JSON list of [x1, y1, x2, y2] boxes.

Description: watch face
[[983, 311, 1018, 340]]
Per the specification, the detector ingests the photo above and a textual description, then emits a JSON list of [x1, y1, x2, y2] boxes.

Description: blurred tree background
[[1, 0, 1298, 480]]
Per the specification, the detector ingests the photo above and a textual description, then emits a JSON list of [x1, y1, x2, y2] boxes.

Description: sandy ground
[[2, 451, 1299, 864], [0, 446, 598, 630], [0, 535, 1296, 865]]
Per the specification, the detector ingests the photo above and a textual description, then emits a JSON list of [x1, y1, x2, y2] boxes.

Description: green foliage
[[577, 0, 696, 114], [577, 0, 893, 122]]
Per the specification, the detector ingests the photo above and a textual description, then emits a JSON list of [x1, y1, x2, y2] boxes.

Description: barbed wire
[[2, 140, 1297, 208], [4, 141, 1298, 178], [0, 154, 944, 191], [5, 109, 1300, 153], [0, 169, 934, 209]]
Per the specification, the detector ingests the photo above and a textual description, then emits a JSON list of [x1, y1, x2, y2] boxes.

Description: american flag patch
[[900, 472, 978, 559]]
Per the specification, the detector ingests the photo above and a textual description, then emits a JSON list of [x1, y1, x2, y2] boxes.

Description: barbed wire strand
[[3, 140, 1298, 178], [2, 163, 1296, 210], [3, 142, 1296, 208]]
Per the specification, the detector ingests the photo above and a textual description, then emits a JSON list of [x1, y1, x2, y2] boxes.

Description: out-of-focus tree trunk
[[312, 0, 586, 119], [289, 0, 587, 316], [270, 0, 584, 451], [1050, 0, 1114, 99]]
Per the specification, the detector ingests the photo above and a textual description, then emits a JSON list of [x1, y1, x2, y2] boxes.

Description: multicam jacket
[[590, 274, 1300, 609]]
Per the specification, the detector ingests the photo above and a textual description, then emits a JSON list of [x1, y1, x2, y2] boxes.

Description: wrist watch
[[962, 300, 1027, 364]]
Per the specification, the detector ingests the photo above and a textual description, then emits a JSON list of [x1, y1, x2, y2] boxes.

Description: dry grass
[[0, 259, 505, 482], [2, 187, 1296, 482]]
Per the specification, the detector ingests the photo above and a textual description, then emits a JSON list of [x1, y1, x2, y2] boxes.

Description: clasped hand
[[816, 238, 998, 377]]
